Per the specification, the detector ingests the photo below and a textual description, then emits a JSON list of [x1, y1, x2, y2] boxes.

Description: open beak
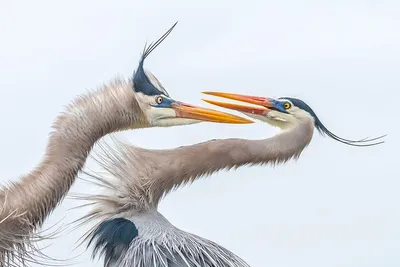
[[201, 92, 274, 115], [171, 101, 253, 124]]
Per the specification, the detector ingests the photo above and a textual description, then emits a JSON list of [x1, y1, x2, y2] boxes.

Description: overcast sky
[[0, 1, 399, 266]]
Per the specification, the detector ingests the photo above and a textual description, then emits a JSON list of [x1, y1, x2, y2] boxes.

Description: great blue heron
[[77, 92, 384, 266], [0, 22, 251, 267]]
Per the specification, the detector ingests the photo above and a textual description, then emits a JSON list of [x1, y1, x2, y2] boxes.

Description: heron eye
[[156, 96, 163, 104], [283, 102, 291, 109]]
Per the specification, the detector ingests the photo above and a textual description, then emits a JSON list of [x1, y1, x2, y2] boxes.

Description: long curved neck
[[89, 117, 315, 214], [0, 79, 143, 264], [150, 118, 314, 204]]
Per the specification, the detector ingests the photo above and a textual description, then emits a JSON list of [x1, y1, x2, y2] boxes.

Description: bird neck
[[0, 79, 146, 260], [80, 115, 315, 215], [150, 116, 315, 203], [262, 116, 315, 159]]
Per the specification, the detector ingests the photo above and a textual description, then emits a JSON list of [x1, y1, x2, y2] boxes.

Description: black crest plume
[[133, 22, 178, 96], [282, 97, 386, 147]]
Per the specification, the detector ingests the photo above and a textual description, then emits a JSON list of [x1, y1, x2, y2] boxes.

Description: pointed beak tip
[[201, 91, 229, 97], [229, 116, 254, 124], [201, 91, 214, 96], [202, 96, 270, 116], [201, 98, 213, 104], [173, 103, 253, 124]]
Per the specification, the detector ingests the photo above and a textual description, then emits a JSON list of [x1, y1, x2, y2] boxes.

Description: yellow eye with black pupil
[[283, 102, 291, 109], [156, 96, 163, 104]]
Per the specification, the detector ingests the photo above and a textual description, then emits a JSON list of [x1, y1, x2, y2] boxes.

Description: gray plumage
[[0, 78, 145, 267], [77, 92, 384, 267], [77, 114, 315, 267], [0, 22, 250, 266], [0, 78, 149, 267]]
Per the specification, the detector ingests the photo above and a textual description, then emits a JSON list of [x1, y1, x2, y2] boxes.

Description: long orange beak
[[201, 92, 274, 115], [172, 101, 253, 124]]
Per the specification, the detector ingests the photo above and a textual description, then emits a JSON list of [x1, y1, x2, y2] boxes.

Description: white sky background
[[0, 0, 399, 266]]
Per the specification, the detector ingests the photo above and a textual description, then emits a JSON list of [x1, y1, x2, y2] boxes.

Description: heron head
[[131, 23, 252, 127], [202, 92, 320, 128], [202, 92, 385, 147]]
